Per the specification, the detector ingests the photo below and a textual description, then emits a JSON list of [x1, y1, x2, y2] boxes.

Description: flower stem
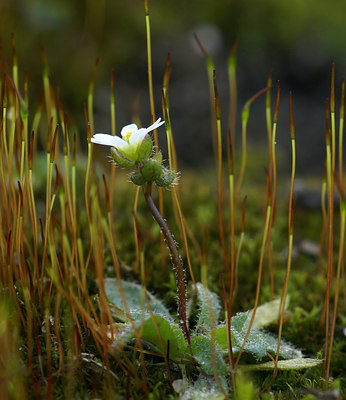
[[142, 183, 190, 344]]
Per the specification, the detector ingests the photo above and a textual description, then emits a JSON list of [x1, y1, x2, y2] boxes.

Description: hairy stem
[[142, 183, 190, 343]]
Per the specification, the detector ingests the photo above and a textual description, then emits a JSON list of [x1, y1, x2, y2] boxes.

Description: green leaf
[[247, 297, 290, 329], [195, 283, 221, 332], [227, 311, 302, 361], [230, 311, 249, 332], [212, 313, 249, 355], [140, 314, 188, 360], [104, 278, 172, 321], [191, 335, 229, 377], [241, 358, 322, 371], [213, 311, 302, 361], [240, 329, 302, 360], [213, 326, 239, 354], [105, 279, 188, 360]]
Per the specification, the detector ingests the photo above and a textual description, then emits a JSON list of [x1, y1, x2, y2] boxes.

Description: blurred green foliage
[[2, 0, 346, 108], [2, 0, 346, 171]]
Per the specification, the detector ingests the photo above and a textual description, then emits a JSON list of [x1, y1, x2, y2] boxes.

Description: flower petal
[[120, 123, 138, 139], [91, 134, 126, 148], [128, 129, 148, 145], [145, 118, 165, 134]]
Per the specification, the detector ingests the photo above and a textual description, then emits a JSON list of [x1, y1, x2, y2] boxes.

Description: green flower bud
[[155, 167, 176, 187], [141, 159, 163, 181], [137, 134, 153, 161], [130, 170, 147, 186], [110, 148, 135, 168]]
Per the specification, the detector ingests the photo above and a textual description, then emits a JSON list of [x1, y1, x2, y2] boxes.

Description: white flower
[[91, 118, 165, 164]]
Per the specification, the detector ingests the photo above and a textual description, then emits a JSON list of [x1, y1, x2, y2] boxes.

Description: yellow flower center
[[124, 131, 133, 142]]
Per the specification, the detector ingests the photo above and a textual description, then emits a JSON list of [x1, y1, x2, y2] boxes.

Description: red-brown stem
[[234, 195, 247, 297], [228, 39, 238, 161], [235, 169, 272, 367], [323, 99, 333, 381], [213, 70, 229, 281], [339, 78, 344, 191], [142, 183, 190, 344], [267, 81, 280, 299], [222, 277, 235, 392], [266, 71, 274, 174]]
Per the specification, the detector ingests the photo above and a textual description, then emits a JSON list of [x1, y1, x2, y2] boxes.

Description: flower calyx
[[130, 151, 177, 188]]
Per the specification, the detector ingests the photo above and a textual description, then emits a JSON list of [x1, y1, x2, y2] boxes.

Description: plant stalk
[[142, 183, 190, 344]]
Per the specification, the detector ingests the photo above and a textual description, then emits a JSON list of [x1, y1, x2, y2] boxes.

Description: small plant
[[104, 278, 321, 397], [91, 118, 189, 340], [0, 1, 344, 399], [90, 116, 321, 397]]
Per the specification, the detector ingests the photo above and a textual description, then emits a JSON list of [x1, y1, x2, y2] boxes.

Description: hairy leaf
[[105, 278, 172, 321], [191, 335, 228, 377], [140, 314, 188, 360], [242, 358, 322, 371], [195, 283, 222, 332]]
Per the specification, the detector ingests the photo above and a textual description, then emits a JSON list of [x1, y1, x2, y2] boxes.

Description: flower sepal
[[110, 148, 136, 168], [152, 151, 162, 164], [137, 134, 153, 162]]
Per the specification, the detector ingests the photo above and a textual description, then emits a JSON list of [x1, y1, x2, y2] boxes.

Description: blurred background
[[1, 0, 346, 174]]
